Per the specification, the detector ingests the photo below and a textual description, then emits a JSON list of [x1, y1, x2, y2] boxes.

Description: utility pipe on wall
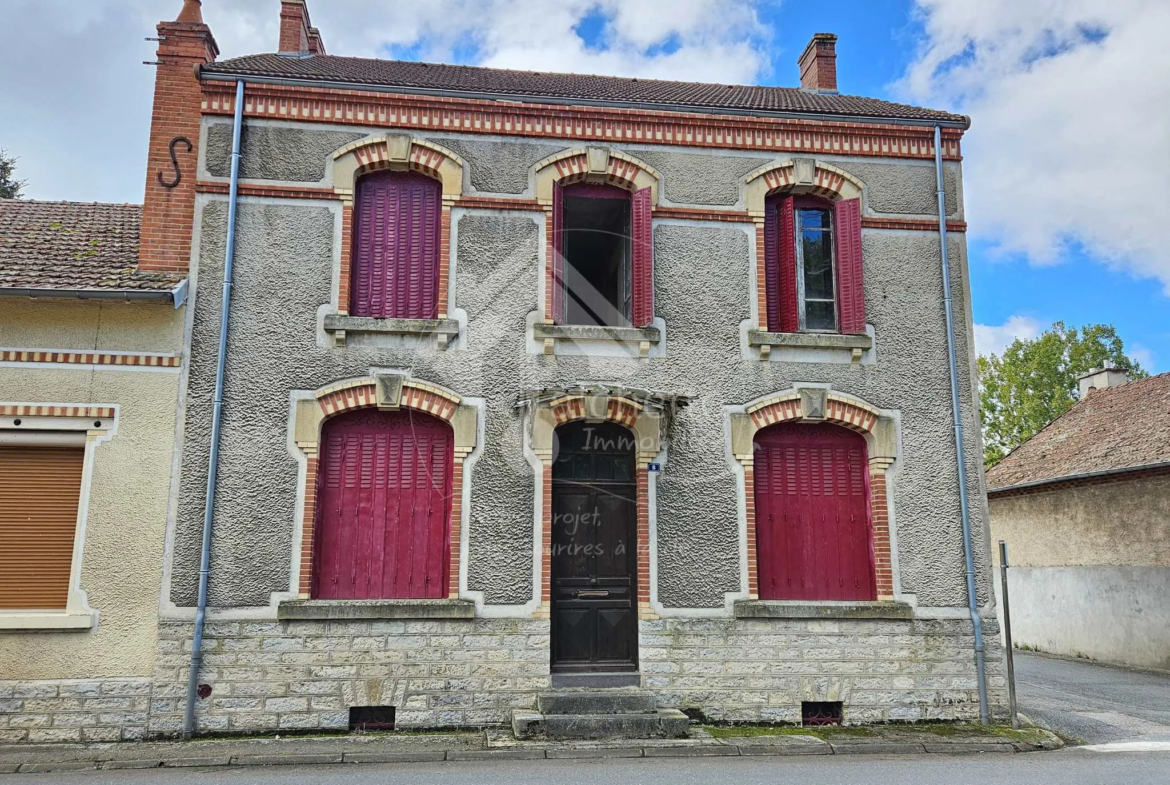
[[934, 124, 990, 725], [183, 79, 246, 740]]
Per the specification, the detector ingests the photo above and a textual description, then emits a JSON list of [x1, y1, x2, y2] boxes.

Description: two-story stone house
[[1, 0, 1004, 740]]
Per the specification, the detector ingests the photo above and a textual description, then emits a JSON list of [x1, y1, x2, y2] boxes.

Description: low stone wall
[[0, 679, 153, 743], [640, 617, 1006, 724], [147, 619, 551, 736]]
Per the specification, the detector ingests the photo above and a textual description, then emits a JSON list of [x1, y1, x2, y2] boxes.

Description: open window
[[764, 195, 865, 335], [552, 182, 653, 328]]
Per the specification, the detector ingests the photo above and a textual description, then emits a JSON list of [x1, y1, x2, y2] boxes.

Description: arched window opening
[[351, 170, 441, 320], [313, 407, 453, 600], [763, 193, 864, 335], [753, 421, 876, 601]]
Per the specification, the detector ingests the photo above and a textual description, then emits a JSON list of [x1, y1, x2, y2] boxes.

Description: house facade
[[0, 201, 187, 743], [989, 367, 1170, 671], [1, 0, 1004, 740]]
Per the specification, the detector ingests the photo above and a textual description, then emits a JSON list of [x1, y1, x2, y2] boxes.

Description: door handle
[[576, 590, 610, 598]]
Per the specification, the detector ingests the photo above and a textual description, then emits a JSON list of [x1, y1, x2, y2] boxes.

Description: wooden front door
[[753, 422, 876, 601], [313, 408, 453, 600], [550, 421, 638, 672]]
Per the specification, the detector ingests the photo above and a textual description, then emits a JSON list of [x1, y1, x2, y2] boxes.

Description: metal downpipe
[[183, 79, 246, 740], [934, 124, 990, 725]]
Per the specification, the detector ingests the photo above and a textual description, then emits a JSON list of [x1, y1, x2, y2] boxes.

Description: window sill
[[747, 330, 873, 363], [0, 611, 97, 631], [277, 599, 476, 621], [323, 315, 461, 349], [733, 600, 913, 620], [533, 322, 662, 357]]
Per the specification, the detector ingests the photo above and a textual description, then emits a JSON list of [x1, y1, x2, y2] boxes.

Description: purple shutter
[[777, 196, 799, 333], [833, 197, 866, 334], [351, 171, 440, 319], [551, 181, 566, 324], [314, 409, 453, 600], [631, 186, 654, 327]]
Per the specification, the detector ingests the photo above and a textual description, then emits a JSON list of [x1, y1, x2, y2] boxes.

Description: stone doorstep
[[0, 730, 1058, 773]]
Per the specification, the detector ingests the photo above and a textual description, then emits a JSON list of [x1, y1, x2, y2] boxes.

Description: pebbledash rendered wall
[[141, 117, 1004, 736]]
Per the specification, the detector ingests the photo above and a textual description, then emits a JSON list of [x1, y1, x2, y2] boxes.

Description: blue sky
[[3, 0, 1166, 370]]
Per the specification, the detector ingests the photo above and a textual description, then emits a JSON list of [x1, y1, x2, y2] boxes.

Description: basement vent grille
[[349, 706, 396, 732], [801, 701, 843, 726]]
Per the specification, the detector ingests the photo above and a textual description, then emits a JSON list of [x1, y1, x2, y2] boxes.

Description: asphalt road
[[1013, 651, 1170, 746], [5, 751, 1170, 785]]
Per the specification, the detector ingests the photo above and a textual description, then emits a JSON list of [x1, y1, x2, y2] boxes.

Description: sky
[[1, 0, 1167, 371]]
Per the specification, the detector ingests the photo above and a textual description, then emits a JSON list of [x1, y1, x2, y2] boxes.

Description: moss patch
[[704, 724, 876, 740]]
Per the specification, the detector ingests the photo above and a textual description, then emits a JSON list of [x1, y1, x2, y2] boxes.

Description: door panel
[[550, 422, 638, 672], [754, 422, 875, 601], [314, 409, 452, 600]]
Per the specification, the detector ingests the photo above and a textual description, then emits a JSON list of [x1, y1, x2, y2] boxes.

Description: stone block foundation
[[640, 616, 1006, 724], [0, 615, 1004, 740]]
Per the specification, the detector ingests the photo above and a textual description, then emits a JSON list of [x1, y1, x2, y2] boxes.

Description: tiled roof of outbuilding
[[986, 373, 1170, 491], [203, 54, 969, 126], [0, 199, 182, 292]]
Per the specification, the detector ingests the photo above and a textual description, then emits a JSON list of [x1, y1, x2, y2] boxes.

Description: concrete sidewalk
[[0, 724, 1062, 774]]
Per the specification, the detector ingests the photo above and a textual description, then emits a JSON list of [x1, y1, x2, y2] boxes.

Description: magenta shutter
[[551, 181, 566, 324], [753, 422, 876, 601], [631, 186, 654, 327], [351, 171, 440, 319], [833, 197, 866, 334], [313, 409, 453, 600], [764, 199, 780, 331], [776, 196, 804, 334]]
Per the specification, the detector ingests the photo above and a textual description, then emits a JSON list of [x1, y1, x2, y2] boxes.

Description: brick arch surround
[[730, 388, 898, 600], [528, 391, 664, 620], [292, 375, 478, 600], [329, 134, 466, 318], [532, 147, 660, 325], [742, 158, 866, 331]]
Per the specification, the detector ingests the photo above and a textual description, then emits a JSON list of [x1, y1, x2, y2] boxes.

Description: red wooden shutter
[[753, 423, 876, 601], [551, 181, 566, 324], [833, 197, 866, 334], [631, 186, 654, 327], [313, 409, 453, 600], [764, 199, 780, 331], [776, 196, 799, 332], [351, 171, 440, 320]]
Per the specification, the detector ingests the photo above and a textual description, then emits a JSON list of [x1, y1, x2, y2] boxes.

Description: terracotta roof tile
[[0, 199, 182, 292], [986, 373, 1170, 490], [204, 54, 968, 126]]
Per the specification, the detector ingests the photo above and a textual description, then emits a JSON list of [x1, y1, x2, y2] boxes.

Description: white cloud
[[898, 0, 1170, 291], [973, 315, 1042, 358], [1128, 344, 1155, 371], [0, 0, 768, 204]]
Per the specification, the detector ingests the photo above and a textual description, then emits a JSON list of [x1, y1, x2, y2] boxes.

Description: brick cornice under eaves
[[199, 81, 964, 162], [987, 462, 1170, 500]]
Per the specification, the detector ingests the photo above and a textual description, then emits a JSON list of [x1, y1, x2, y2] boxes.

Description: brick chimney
[[279, 0, 326, 55], [798, 33, 838, 93], [139, 0, 218, 274], [1077, 360, 1129, 398]]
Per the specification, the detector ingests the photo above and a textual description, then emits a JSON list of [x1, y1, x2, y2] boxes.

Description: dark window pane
[[802, 231, 834, 300], [806, 300, 836, 331]]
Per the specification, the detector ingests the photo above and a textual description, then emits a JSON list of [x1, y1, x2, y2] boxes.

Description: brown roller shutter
[[0, 446, 85, 610]]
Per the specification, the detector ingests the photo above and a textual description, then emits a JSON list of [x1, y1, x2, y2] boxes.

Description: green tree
[[978, 322, 1148, 468], [0, 149, 27, 199]]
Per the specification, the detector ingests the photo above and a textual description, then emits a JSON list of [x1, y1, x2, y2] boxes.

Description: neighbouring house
[[1, 0, 1005, 740], [988, 366, 1170, 671], [0, 200, 187, 742]]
